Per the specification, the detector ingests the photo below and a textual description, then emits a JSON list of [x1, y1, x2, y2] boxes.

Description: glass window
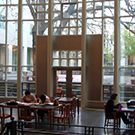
[[0, 83, 5, 96], [103, 18, 114, 67], [7, 6, 18, 20], [7, 83, 17, 97], [53, 51, 60, 58], [103, 68, 114, 85], [62, 3, 77, 19]]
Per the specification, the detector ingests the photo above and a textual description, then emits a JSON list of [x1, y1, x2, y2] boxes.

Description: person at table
[[22, 90, 37, 103], [37, 94, 50, 121], [106, 93, 132, 125]]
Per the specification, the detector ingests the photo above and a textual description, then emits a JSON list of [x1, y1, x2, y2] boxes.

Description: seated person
[[22, 90, 37, 103], [37, 94, 50, 121], [106, 93, 131, 125]]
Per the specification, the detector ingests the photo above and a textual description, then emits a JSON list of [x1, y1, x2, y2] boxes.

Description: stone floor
[[1, 107, 135, 135]]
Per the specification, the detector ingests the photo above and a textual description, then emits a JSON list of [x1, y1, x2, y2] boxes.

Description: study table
[[114, 108, 135, 128], [0, 102, 63, 129], [56, 97, 79, 115]]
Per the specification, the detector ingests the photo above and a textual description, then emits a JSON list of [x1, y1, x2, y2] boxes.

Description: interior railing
[[1, 120, 135, 135]]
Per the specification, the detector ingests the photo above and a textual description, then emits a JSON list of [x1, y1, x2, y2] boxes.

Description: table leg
[[76, 98, 79, 115], [48, 110, 52, 130], [114, 111, 116, 131]]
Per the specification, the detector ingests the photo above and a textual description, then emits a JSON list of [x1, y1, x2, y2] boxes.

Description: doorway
[[54, 68, 81, 100]]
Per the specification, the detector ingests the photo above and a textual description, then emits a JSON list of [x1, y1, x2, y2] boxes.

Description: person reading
[[106, 93, 132, 125], [22, 90, 37, 103], [37, 94, 51, 121]]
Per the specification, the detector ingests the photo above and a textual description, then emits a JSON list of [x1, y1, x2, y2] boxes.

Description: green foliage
[[122, 26, 135, 56]]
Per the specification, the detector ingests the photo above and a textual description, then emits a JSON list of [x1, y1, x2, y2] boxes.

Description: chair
[[54, 93, 64, 97], [0, 104, 14, 129], [66, 94, 77, 98], [104, 104, 120, 128], [70, 98, 76, 119], [18, 104, 37, 128], [53, 103, 70, 130]]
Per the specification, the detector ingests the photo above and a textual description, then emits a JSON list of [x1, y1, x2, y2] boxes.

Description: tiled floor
[[2, 108, 135, 135]]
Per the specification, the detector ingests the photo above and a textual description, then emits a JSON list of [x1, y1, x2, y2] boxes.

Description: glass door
[[56, 70, 66, 95], [72, 70, 81, 100]]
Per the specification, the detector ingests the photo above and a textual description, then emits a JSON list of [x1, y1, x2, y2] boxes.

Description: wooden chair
[[104, 104, 120, 128], [18, 104, 37, 128], [0, 104, 14, 129], [54, 93, 64, 97], [70, 98, 76, 119], [66, 94, 77, 98], [53, 103, 70, 130]]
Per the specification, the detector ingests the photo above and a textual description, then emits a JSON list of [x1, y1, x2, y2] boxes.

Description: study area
[[0, 0, 135, 134]]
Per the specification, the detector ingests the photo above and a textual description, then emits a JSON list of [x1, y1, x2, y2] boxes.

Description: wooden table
[[58, 97, 79, 115], [114, 108, 135, 128], [0, 102, 63, 129]]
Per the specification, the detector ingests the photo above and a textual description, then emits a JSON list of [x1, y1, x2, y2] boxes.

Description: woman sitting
[[37, 94, 51, 121]]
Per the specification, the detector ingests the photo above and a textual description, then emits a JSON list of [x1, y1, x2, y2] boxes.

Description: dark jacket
[[106, 99, 120, 114]]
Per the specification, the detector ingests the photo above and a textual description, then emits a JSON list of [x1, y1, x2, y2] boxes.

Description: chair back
[[64, 103, 70, 118], [54, 93, 64, 97], [18, 105, 32, 120], [104, 103, 107, 118], [66, 94, 76, 98]]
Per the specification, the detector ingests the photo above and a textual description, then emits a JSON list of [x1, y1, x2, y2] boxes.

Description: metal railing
[[2, 120, 135, 135]]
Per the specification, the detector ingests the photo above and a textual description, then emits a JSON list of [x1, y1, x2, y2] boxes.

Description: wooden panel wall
[[86, 35, 103, 108], [53, 35, 81, 50], [36, 36, 48, 95]]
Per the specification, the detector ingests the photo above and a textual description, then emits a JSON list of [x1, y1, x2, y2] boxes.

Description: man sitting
[[22, 90, 37, 103]]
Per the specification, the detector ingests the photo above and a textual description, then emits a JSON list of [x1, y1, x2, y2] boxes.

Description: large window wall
[[0, 0, 135, 102], [119, 0, 135, 102]]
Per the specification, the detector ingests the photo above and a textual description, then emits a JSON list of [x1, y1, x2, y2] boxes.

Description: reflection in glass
[[7, 83, 17, 97]]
